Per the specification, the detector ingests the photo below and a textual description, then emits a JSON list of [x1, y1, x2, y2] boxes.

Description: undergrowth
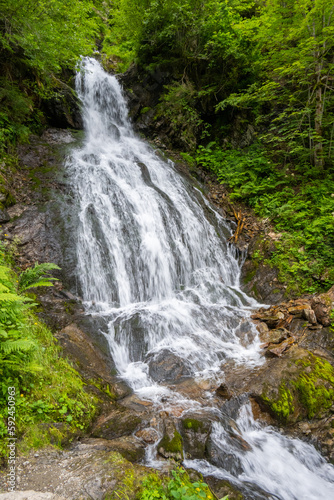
[[137, 468, 222, 500], [196, 142, 334, 295], [0, 245, 98, 463]]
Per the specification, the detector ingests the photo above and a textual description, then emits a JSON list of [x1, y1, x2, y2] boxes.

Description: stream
[[65, 57, 334, 500]]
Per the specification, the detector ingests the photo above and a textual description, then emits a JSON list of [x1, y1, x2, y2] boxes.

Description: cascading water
[[66, 58, 334, 499]]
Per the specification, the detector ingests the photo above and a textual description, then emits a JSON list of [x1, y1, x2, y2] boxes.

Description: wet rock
[[147, 349, 191, 383], [216, 383, 233, 400], [181, 414, 212, 459], [251, 311, 285, 329], [1, 206, 61, 268], [135, 428, 159, 444], [311, 286, 334, 327], [157, 419, 184, 461], [42, 82, 83, 130], [256, 322, 269, 335], [91, 407, 142, 440]]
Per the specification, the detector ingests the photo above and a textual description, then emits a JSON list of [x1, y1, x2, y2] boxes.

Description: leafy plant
[[18, 262, 60, 292]]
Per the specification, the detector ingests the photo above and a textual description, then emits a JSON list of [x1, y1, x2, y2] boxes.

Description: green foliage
[[138, 468, 217, 500], [18, 262, 61, 292], [196, 142, 334, 294], [156, 82, 204, 151], [0, 250, 98, 460], [0, 0, 100, 150]]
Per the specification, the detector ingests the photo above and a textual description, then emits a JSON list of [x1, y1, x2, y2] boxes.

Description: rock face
[[91, 407, 143, 441], [0, 441, 154, 499]]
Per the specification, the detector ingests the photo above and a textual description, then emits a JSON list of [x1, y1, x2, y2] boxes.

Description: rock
[[147, 349, 191, 383], [0, 208, 10, 223], [256, 322, 269, 335], [135, 428, 159, 444], [216, 383, 233, 400], [266, 336, 295, 357], [303, 308, 317, 324], [0, 441, 155, 499], [259, 327, 290, 344], [288, 304, 311, 316], [0, 493, 66, 500], [157, 419, 184, 461], [311, 287, 334, 327], [42, 82, 83, 130], [181, 414, 212, 459], [251, 311, 285, 329], [91, 407, 142, 440], [99, 436, 146, 463]]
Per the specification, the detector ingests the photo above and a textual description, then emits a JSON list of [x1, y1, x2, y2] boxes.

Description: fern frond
[[0, 292, 25, 302], [18, 262, 61, 292], [1, 338, 36, 354]]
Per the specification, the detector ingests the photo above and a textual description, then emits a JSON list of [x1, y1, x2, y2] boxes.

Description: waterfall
[[65, 57, 334, 499]]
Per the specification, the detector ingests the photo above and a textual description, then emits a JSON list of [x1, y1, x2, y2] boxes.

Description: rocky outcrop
[[0, 441, 155, 499]]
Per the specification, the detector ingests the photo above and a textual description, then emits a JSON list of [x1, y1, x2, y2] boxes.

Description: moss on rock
[[158, 430, 184, 461]]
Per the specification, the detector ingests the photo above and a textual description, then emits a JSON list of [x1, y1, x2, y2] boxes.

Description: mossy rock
[[158, 430, 184, 461], [261, 353, 334, 423]]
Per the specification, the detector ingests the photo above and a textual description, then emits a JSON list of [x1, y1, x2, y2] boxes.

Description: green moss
[[89, 377, 116, 401], [140, 106, 151, 114], [263, 355, 334, 423], [293, 357, 334, 418], [263, 383, 295, 421], [158, 431, 184, 460], [182, 418, 204, 432], [244, 268, 257, 284]]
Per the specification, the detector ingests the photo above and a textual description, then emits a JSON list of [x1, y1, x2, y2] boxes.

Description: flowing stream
[[66, 58, 334, 499]]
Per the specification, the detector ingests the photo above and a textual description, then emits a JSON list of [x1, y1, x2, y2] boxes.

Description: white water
[[67, 58, 334, 499]]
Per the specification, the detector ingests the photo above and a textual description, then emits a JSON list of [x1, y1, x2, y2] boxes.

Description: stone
[[0, 441, 155, 500], [303, 308, 317, 325], [256, 322, 269, 335], [259, 327, 290, 345], [311, 287, 334, 327], [266, 336, 295, 357], [100, 436, 146, 463], [181, 414, 212, 459], [135, 428, 159, 444], [0, 209, 10, 223], [157, 419, 184, 461], [147, 349, 191, 383], [216, 383, 233, 400], [0, 493, 66, 500], [288, 304, 311, 316], [91, 407, 142, 440]]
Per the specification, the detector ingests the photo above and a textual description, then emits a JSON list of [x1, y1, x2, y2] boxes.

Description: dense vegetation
[[0, 250, 98, 462], [106, 0, 334, 295], [1, 0, 333, 293]]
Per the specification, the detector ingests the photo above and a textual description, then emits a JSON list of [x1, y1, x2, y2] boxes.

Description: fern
[[18, 262, 61, 292]]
